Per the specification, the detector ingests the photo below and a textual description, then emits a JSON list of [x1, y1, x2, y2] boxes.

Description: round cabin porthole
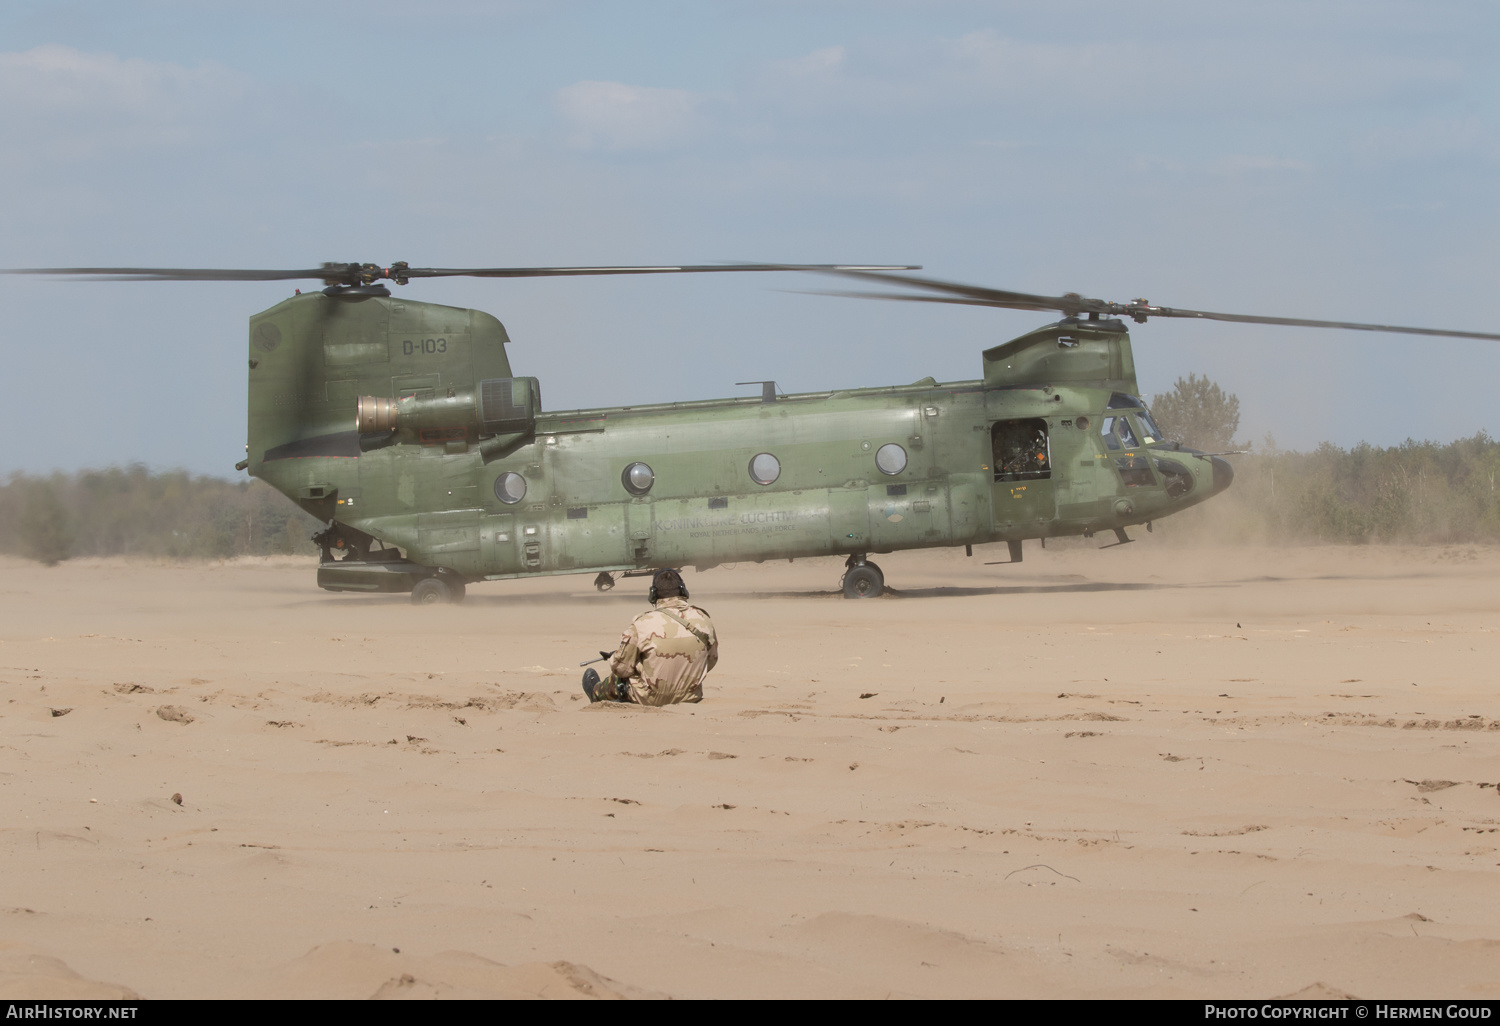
[[494, 472, 527, 504], [749, 452, 781, 486], [622, 462, 655, 495], [875, 443, 907, 476]]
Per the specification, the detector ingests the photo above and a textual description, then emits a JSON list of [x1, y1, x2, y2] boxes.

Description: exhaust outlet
[[356, 396, 398, 433]]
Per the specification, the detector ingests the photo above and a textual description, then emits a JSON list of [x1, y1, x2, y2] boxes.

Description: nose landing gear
[[841, 555, 885, 598]]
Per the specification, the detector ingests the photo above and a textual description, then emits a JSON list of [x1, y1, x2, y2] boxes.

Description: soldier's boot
[[583, 670, 632, 703], [581, 668, 603, 702]]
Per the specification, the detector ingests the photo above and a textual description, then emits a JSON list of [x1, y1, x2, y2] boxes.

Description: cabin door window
[[992, 419, 1051, 481], [989, 418, 1056, 528]]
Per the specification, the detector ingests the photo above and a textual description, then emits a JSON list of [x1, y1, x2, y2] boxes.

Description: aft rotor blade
[[0, 266, 341, 282], [402, 263, 919, 279], [2, 262, 919, 285]]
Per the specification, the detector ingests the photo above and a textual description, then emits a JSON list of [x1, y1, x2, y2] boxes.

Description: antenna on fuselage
[[736, 381, 780, 404]]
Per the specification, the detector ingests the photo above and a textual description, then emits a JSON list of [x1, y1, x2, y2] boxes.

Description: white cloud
[[1213, 155, 1313, 174], [969, 27, 1459, 113], [0, 45, 244, 122], [1356, 116, 1495, 163], [0, 45, 272, 254], [553, 80, 703, 151], [0, 45, 251, 170], [752, 29, 1462, 122], [775, 45, 845, 78]]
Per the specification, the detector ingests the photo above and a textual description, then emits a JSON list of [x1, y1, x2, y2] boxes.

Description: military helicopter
[[8, 260, 1499, 602]]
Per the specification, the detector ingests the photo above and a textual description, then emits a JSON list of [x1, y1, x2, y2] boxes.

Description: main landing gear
[[314, 528, 468, 603], [410, 575, 467, 605], [841, 554, 885, 599]]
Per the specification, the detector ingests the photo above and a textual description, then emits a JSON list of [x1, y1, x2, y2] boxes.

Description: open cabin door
[[990, 418, 1057, 531]]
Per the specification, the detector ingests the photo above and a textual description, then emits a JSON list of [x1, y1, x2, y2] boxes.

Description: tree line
[[1148, 433, 1500, 545], [0, 465, 321, 565], [1148, 374, 1500, 544]]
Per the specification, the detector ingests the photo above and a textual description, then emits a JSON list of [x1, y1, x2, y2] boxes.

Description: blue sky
[[1, 0, 1496, 475]]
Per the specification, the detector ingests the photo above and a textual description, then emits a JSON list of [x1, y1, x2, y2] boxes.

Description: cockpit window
[[1136, 409, 1164, 444], [1101, 415, 1139, 451], [1106, 393, 1143, 410]]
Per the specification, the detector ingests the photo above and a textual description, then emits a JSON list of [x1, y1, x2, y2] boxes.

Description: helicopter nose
[[1210, 456, 1234, 495]]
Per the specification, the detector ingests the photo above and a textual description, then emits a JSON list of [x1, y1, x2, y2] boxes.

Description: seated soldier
[[582, 568, 718, 706]]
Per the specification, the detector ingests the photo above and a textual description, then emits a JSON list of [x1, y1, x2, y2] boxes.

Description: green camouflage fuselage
[[246, 290, 1227, 580]]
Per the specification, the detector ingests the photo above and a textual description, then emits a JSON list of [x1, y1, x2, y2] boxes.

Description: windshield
[[1136, 409, 1164, 444]]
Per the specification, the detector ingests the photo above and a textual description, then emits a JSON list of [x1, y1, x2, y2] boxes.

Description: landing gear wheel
[[594, 572, 616, 592], [842, 563, 885, 599], [411, 577, 462, 605]]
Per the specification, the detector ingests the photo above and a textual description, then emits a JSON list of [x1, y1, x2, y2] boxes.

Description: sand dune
[[0, 942, 139, 1000], [1, 540, 1497, 998]]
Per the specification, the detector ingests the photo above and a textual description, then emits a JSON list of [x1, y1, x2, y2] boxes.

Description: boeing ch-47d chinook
[[11, 261, 1499, 601]]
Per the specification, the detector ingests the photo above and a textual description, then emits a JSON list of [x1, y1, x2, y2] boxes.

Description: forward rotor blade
[[794, 288, 1066, 313], [1135, 304, 1500, 342], [817, 269, 1097, 314], [817, 269, 1500, 341]]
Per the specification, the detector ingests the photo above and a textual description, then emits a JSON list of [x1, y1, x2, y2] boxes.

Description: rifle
[[579, 650, 613, 667]]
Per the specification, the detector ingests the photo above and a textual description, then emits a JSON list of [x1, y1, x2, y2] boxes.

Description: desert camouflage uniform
[[598, 597, 718, 706]]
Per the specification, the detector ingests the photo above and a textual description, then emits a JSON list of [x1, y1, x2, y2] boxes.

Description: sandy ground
[[1, 539, 1498, 999]]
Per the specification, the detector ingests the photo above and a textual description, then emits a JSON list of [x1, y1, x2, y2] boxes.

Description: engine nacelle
[[356, 377, 541, 443]]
